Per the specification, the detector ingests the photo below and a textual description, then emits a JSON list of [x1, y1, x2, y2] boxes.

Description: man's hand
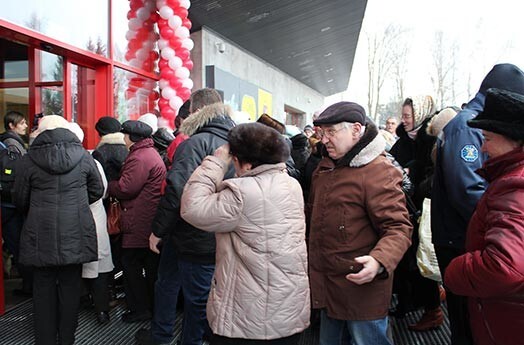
[[345, 255, 381, 285], [214, 144, 232, 165], [149, 233, 162, 254]]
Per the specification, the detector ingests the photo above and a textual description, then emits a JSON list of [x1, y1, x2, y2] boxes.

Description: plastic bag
[[416, 198, 442, 281]]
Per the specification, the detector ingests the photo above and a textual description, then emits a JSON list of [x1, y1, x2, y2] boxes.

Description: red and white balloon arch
[[125, 0, 194, 125]]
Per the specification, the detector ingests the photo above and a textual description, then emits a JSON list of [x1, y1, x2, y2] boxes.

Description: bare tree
[[366, 25, 408, 122], [431, 31, 459, 108]]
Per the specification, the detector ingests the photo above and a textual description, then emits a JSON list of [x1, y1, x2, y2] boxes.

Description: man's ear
[[352, 123, 362, 136]]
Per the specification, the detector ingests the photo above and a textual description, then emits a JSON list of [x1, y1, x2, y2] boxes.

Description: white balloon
[[168, 56, 183, 70], [157, 39, 169, 50], [179, 0, 191, 9], [129, 58, 140, 68], [181, 78, 194, 90], [181, 38, 194, 51], [161, 87, 176, 99], [175, 26, 190, 38], [125, 30, 137, 41], [159, 6, 174, 19], [160, 47, 175, 60], [128, 18, 142, 31], [169, 96, 184, 110], [136, 48, 149, 61], [168, 15, 182, 29], [136, 7, 150, 21], [175, 67, 190, 79], [158, 78, 170, 89]]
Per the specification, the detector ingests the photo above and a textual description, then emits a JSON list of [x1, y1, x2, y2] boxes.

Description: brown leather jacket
[[308, 125, 412, 320]]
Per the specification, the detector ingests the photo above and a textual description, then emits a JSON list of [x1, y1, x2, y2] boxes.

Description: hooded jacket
[[181, 156, 310, 339], [153, 103, 236, 263], [445, 148, 524, 345], [14, 128, 104, 267], [108, 138, 166, 248], [432, 64, 524, 250], [308, 124, 412, 320]]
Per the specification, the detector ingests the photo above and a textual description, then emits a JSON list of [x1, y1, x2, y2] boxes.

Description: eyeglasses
[[317, 126, 346, 139]]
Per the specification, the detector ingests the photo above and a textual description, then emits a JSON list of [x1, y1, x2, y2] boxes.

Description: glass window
[[38, 51, 63, 82], [40, 86, 64, 116], [112, 0, 158, 72], [0, 88, 29, 138], [1, 1, 109, 57], [114, 67, 157, 122], [0, 38, 29, 82]]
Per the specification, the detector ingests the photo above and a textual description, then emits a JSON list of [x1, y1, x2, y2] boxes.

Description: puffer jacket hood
[[29, 128, 84, 175], [180, 103, 235, 138]]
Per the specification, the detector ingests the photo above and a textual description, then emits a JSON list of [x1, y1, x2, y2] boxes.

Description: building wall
[[191, 27, 324, 126]]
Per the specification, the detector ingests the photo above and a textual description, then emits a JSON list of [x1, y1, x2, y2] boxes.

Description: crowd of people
[[1, 63, 523, 345]]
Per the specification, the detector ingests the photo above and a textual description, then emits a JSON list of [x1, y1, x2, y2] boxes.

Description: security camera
[[216, 42, 226, 53]]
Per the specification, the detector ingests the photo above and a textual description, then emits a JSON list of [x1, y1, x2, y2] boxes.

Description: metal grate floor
[[0, 299, 449, 344]]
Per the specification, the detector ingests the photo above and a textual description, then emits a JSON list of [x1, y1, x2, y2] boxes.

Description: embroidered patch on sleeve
[[461, 145, 479, 162]]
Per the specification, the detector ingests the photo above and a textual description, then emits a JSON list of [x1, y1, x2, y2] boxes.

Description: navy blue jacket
[[431, 94, 488, 249]]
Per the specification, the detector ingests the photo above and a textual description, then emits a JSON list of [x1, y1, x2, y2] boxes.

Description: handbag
[[416, 198, 442, 281], [107, 197, 122, 235]]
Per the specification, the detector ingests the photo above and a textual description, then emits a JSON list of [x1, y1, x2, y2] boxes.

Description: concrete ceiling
[[188, 0, 367, 96]]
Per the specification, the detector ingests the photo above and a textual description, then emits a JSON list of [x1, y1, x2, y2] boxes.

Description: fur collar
[[96, 132, 125, 148], [349, 132, 386, 167], [180, 103, 234, 137]]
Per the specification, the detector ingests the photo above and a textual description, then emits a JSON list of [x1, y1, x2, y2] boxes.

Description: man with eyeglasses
[[307, 101, 412, 345]]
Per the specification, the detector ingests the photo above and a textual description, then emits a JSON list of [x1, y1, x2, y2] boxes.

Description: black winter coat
[[14, 128, 104, 267], [153, 103, 236, 264], [92, 133, 128, 182]]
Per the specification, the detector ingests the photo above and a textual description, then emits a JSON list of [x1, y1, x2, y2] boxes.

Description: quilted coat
[[181, 156, 310, 340], [445, 147, 524, 345]]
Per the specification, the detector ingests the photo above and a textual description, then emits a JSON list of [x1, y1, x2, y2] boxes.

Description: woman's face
[[401, 105, 414, 132], [481, 130, 521, 158]]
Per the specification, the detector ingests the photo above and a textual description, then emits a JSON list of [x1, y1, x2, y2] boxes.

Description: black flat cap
[[95, 116, 121, 136], [468, 88, 524, 141], [121, 120, 153, 142], [314, 102, 366, 126]]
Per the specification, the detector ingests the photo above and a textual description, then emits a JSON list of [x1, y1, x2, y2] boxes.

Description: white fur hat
[[68, 122, 85, 142], [138, 113, 158, 134]]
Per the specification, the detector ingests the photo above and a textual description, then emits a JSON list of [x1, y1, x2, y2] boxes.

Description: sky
[[325, 0, 524, 115]]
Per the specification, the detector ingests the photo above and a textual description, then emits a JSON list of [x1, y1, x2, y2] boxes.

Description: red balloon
[[169, 37, 183, 49], [136, 28, 149, 41], [149, 12, 159, 22], [127, 10, 137, 20], [125, 50, 136, 61], [167, 0, 181, 7], [178, 49, 190, 60], [128, 39, 141, 51], [143, 19, 154, 31], [149, 91, 160, 101], [157, 19, 168, 29], [160, 27, 175, 39], [178, 88, 191, 100], [162, 108, 176, 120], [183, 59, 193, 70], [158, 98, 170, 109], [182, 18, 192, 30], [160, 68, 175, 80], [149, 51, 159, 61], [175, 8, 189, 19], [129, 0, 142, 10], [169, 78, 183, 89], [142, 60, 152, 71], [158, 59, 169, 69], [125, 90, 136, 100]]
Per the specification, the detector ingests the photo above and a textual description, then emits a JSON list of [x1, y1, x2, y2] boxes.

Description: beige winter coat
[[181, 156, 310, 340]]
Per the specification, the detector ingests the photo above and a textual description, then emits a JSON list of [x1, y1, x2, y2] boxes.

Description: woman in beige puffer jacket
[[181, 123, 310, 345]]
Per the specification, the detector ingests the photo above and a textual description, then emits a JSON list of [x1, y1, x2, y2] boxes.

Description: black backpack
[[0, 141, 22, 203]]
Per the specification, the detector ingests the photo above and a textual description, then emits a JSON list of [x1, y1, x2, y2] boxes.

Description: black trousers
[[121, 247, 159, 313], [33, 265, 82, 345], [211, 333, 301, 345], [436, 246, 473, 345], [84, 272, 111, 313]]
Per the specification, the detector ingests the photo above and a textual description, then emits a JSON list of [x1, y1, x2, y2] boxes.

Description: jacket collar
[[477, 147, 524, 182], [96, 132, 126, 148], [129, 137, 154, 152], [239, 162, 287, 178], [180, 103, 234, 137]]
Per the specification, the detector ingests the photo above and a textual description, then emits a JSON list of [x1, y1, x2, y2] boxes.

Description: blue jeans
[[151, 243, 215, 345], [319, 310, 392, 345]]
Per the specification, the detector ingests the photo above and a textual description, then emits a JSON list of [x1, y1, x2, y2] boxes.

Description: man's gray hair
[[340, 121, 366, 137]]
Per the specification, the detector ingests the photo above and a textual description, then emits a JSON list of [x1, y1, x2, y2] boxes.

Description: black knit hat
[[467, 88, 524, 141], [95, 116, 121, 136], [479, 64, 524, 95], [121, 120, 152, 142], [314, 102, 366, 126]]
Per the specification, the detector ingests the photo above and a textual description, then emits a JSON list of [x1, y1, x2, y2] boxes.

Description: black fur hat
[[468, 88, 524, 141], [228, 122, 290, 168], [121, 120, 152, 142]]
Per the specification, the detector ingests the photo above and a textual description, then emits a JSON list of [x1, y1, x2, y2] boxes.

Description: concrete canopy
[[188, 0, 367, 96]]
